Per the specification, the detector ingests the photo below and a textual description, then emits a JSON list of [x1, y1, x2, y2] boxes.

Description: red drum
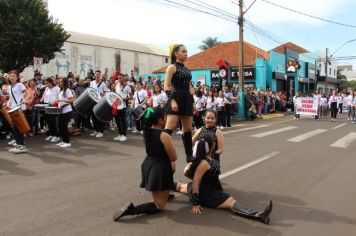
[[1, 106, 12, 126], [8, 107, 30, 133]]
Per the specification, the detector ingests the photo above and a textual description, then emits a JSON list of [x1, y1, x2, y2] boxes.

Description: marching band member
[[346, 91, 353, 121], [164, 44, 194, 162], [175, 133, 272, 224], [329, 91, 339, 122], [216, 91, 225, 129], [114, 75, 132, 142], [41, 77, 60, 142], [152, 85, 168, 108], [132, 82, 148, 134], [193, 89, 205, 129], [8, 70, 27, 154], [223, 86, 233, 127], [205, 90, 216, 111], [55, 78, 75, 148], [192, 109, 224, 162], [351, 90, 356, 124], [90, 70, 107, 138], [313, 90, 321, 120], [113, 107, 177, 221]]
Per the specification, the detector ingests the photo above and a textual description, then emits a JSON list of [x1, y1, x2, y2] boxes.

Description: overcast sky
[[48, 0, 356, 66]]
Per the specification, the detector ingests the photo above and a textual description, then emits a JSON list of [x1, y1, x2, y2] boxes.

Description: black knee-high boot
[[231, 200, 273, 224], [181, 132, 193, 163], [113, 202, 161, 221]]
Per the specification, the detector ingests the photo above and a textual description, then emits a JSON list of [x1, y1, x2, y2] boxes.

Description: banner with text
[[295, 98, 319, 116]]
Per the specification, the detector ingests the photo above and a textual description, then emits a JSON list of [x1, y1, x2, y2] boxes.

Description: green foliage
[[199, 37, 222, 51], [337, 70, 347, 81], [339, 80, 356, 92], [0, 0, 70, 72]]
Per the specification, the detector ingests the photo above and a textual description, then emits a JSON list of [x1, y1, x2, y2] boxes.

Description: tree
[[199, 37, 221, 51], [337, 70, 347, 81], [0, 0, 70, 73], [339, 80, 356, 92]]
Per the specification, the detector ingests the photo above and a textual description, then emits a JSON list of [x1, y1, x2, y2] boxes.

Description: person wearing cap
[[7, 70, 28, 154]]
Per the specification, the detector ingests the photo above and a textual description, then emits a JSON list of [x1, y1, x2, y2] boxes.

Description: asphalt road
[[1, 114, 356, 236]]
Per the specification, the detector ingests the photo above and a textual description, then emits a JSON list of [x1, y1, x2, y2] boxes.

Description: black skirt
[[187, 182, 230, 208], [140, 156, 174, 192], [166, 90, 194, 116]]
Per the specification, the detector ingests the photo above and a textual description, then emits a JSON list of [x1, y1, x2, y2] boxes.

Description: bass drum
[[73, 88, 100, 116], [8, 107, 30, 133], [93, 92, 122, 122]]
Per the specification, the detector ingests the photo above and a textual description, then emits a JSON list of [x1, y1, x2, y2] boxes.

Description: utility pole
[[238, 0, 245, 119], [325, 48, 328, 94]]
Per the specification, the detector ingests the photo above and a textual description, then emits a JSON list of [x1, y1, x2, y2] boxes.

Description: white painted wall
[[20, 43, 167, 79], [318, 60, 337, 79]]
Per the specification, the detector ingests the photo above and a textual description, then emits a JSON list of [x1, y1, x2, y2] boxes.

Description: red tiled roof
[[153, 41, 269, 73], [272, 42, 309, 54]]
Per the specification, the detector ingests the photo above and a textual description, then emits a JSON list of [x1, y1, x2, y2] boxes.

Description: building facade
[[338, 65, 356, 81], [150, 41, 341, 97], [22, 31, 169, 79]]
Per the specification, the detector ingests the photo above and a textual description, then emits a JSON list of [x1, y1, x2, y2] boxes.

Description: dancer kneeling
[[175, 134, 273, 224], [113, 106, 177, 221]]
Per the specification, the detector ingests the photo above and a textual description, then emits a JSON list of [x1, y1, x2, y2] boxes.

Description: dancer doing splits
[[113, 107, 177, 221], [164, 44, 194, 162], [175, 134, 273, 224], [192, 109, 224, 163]]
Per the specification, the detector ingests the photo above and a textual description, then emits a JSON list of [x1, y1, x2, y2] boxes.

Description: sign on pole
[[33, 57, 43, 72]]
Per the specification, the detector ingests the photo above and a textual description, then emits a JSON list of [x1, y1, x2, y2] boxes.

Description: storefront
[[210, 67, 256, 88]]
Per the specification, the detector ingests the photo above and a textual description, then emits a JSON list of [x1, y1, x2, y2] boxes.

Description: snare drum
[[73, 88, 100, 116], [45, 106, 62, 115], [93, 92, 122, 122], [34, 103, 49, 112], [8, 107, 30, 133], [132, 107, 145, 121]]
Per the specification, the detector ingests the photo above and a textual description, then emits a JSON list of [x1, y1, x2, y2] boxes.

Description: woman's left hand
[[191, 205, 204, 215]]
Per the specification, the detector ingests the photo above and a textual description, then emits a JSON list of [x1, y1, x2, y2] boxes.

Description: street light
[[330, 39, 356, 57]]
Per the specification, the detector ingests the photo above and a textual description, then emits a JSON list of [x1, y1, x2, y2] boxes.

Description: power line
[[189, 0, 237, 19], [260, 0, 356, 29]]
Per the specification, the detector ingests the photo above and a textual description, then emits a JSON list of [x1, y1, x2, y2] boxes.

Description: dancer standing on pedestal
[[164, 44, 194, 162]]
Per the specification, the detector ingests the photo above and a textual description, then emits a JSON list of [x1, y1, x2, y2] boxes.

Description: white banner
[[295, 98, 319, 116]]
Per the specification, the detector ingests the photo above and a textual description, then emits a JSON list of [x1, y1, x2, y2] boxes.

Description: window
[[334, 70, 336, 76], [329, 68, 332, 75], [165, 57, 169, 63]]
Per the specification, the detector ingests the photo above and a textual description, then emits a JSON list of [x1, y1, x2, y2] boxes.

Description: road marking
[[250, 126, 297, 138], [330, 132, 356, 149], [265, 119, 294, 126], [219, 151, 280, 179], [332, 123, 347, 130], [223, 125, 269, 135], [287, 129, 328, 142]]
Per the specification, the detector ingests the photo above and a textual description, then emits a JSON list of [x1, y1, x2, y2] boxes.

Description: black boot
[[113, 202, 161, 221], [181, 132, 193, 163], [232, 200, 273, 224]]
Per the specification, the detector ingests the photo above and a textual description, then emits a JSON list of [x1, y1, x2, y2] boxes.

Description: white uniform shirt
[[329, 95, 339, 105], [43, 86, 60, 104], [346, 95, 353, 106], [320, 97, 328, 106], [9, 83, 26, 110], [216, 97, 225, 109], [194, 96, 205, 111], [313, 94, 321, 104], [90, 80, 107, 97], [206, 97, 216, 110], [152, 92, 168, 108], [115, 83, 132, 108], [59, 89, 74, 114], [134, 89, 148, 108], [352, 96, 356, 106]]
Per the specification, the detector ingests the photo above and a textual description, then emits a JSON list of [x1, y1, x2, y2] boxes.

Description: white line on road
[[330, 132, 356, 149], [287, 129, 328, 142], [250, 126, 297, 138], [332, 123, 347, 130], [223, 125, 270, 135], [219, 151, 280, 179]]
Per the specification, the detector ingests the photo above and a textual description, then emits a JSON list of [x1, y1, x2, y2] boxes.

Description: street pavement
[[0, 114, 356, 236]]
